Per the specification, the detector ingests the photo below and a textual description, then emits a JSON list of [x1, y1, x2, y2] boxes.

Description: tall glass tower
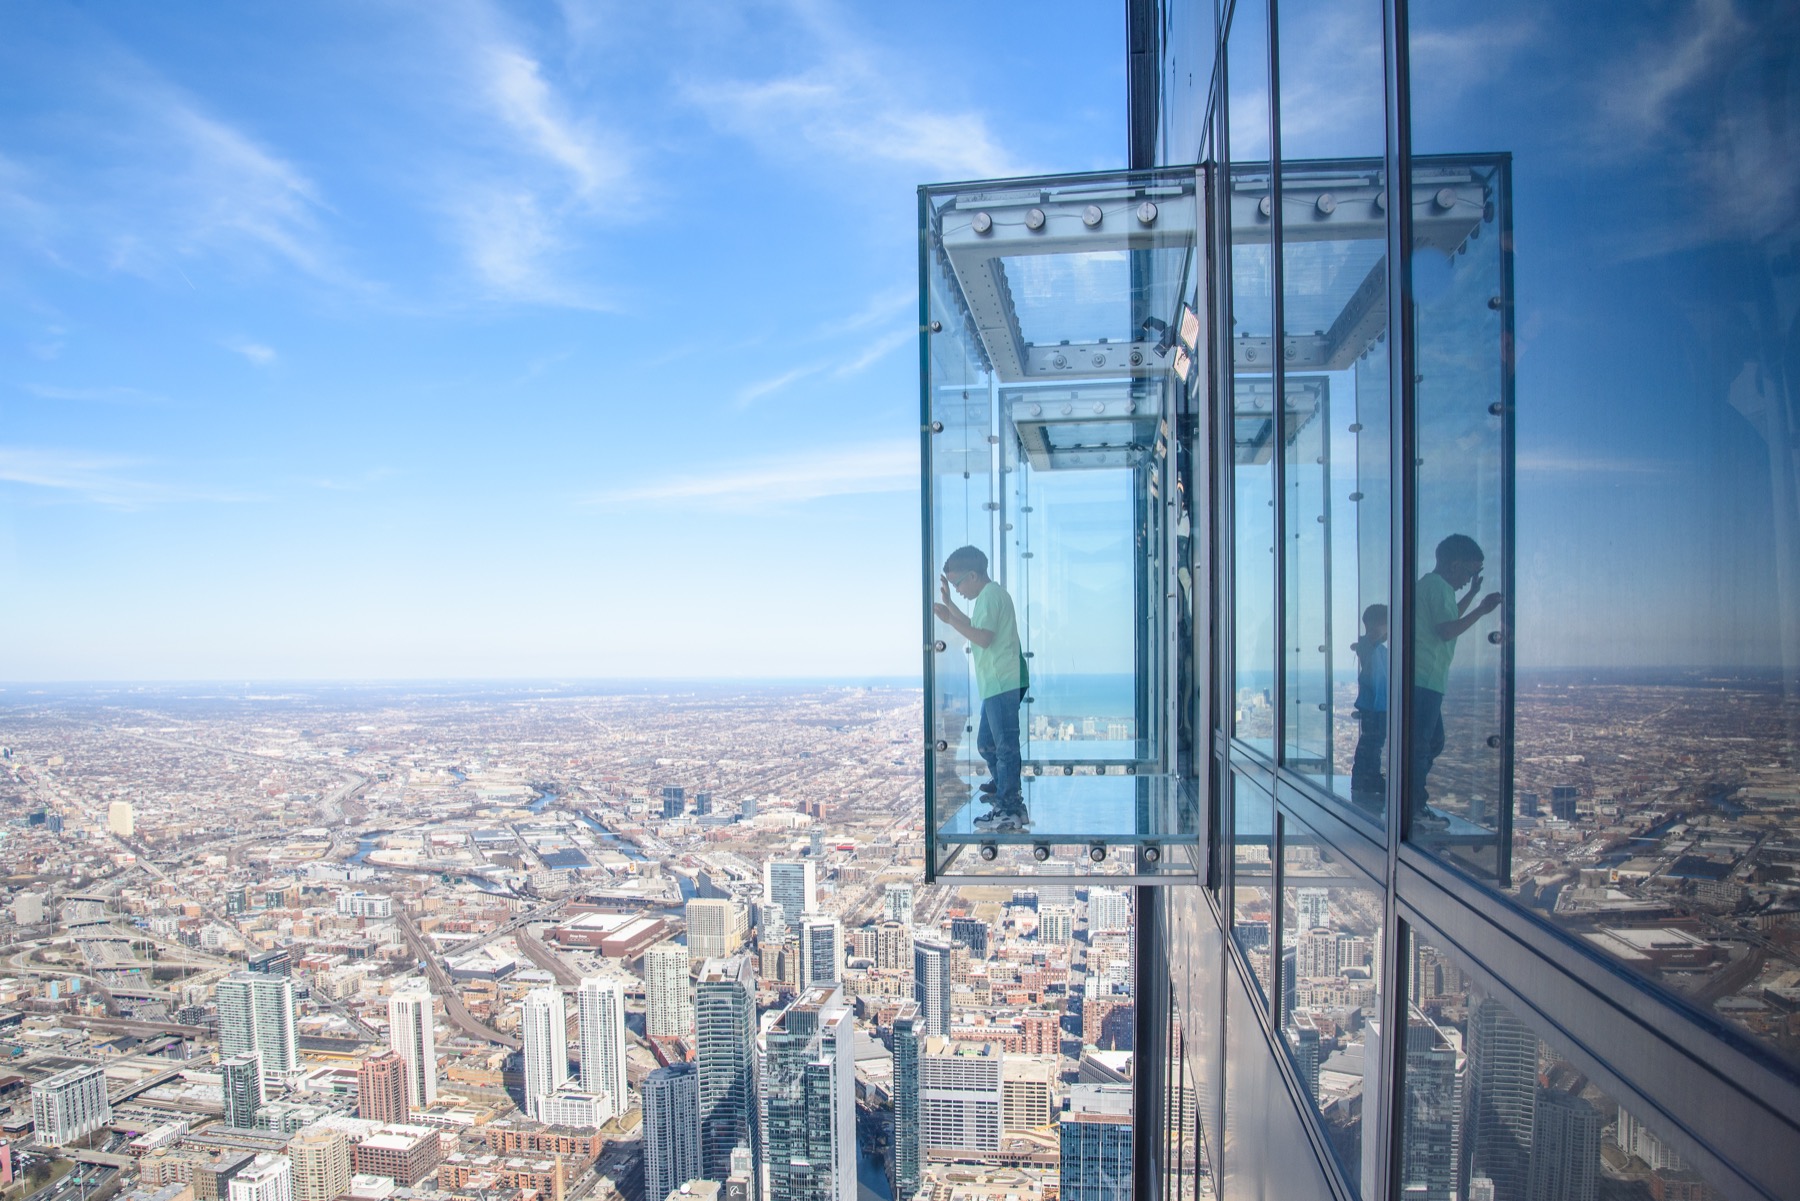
[[695, 956, 760, 1197]]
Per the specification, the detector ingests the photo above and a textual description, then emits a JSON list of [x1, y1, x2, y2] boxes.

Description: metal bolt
[[1488, 630, 1503, 644], [1258, 196, 1272, 218], [1025, 208, 1046, 230], [1088, 843, 1107, 863], [1083, 205, 1104, 227], [972, 211, 993, 234], [929, 320, 943, 333], [1141, 845, 1161, 864], [930, 420, 943, 432], [935, 740, 948, 751], [1129, 350, 1144, 366], [1487, 735, 1502, 749], [1488, 296, 1504, 311], [1136, 201, 1159, 225], [1092, 353, 1106, 368], [1435, 188, 1457, 210], [1033, 844, 1051, 862], [980, 843, 999, 862], [1053, 353, 1068, 368], [1316, 193, 1336, 215], [1489, 402, 1504, 416], [933, 640, 947, 652]]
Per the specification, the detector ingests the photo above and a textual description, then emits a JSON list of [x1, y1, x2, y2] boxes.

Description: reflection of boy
[[1349, 603, 1389, 802], [933, 546, 1028, 830], [1412, 534, 1502, 830]]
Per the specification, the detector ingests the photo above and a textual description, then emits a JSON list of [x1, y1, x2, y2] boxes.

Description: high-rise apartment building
[[644, 942, 692, 1038], [763, 987, 857, 1201], [694, 956, 759, 1196], [686, 899, 745, 963], [219, 1056, 262, 1129], [1087, 888, 1129, 935], [386, 987, 436, 1114], [912, 938, 952, 1037], [883, 883, 914, 925], [909, 4, 1799, 1200], [107, 800, 133, 837], [763, 860, 817, 925], [1038, 905, 1074, 946], [216, 972, 298, 1085], [917, 1038, 1003, 1155], [356, 1051, 407, 1125], [1527, 1090, 1601, 1201], [1059, 1085, 1133, 1201], [1002, 1055, 1057, 1133], [30, 1063, 110, 1146], [890, 1002, 922, 1201], [797, 915, 842, 990], [577, 976, 628, 1115], [642, 1062, 701, 1201], [875, 922, 912, 973], [225, 1155, 291, 1201], [520, 987, 569, 1121], [661, 786, 685, 819], [288, 1126, 350, 1201]]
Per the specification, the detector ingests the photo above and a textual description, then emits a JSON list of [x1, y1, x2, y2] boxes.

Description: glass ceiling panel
[[1002, 251, 1133, 346], [1281, 238, 1386, 335]]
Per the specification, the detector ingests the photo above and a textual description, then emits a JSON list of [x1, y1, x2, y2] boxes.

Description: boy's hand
[[1476, 591, 1502, 616], [1467, 572, 1483, 595], [934, 576, 958, 624]]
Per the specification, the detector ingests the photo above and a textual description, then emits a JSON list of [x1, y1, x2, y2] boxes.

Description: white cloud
[[224, 340, 277, 366], [19, 383, 164, 405], [833, 328, 912, 377], [0, 446, 255, 508], [735, 364, 824, 407], [484, 47, 626, 199], [587, 440, 917, 507]]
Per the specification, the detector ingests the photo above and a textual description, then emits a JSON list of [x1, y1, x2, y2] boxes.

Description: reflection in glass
[[1401, 929, 1735, 1201], [1231, 774, 1274, 999], [1407, 0, 1800, 1071], [1227, 0, 1274, 752], [1280, 820, 1383, 1196]]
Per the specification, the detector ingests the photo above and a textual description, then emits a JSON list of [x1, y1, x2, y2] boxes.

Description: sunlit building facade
[[919, 1, 1800, 1198]]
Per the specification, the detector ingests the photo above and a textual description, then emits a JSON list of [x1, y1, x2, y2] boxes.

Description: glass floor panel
[[937, 773, 1189, 845]]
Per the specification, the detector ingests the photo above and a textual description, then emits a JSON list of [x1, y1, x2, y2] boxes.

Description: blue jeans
[[1409, 687, 1446, 816], [977, 688, 1024, 810], [1350, 709, 1386, 797]]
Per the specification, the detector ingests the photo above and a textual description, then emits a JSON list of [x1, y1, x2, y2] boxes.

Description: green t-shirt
[[1414, 571, 1460, 693], [970, 581, 1025, 699]]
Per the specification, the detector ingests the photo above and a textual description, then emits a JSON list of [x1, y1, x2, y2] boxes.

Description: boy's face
[[1367, 618, 1389, 643], [1439, 556, 1482, 588], [945, 568, 984, 599]]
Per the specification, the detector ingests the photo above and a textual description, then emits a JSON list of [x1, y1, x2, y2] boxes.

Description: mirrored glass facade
[[1135, 0, 1800, 1198]]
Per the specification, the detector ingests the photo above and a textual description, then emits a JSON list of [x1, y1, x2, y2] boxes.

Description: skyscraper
[[220, 1056, 262, 1129], [642, 1062, 701, 1201], [917, 1038, 1003, 1154], [913, 937, 952, 1036], [694, 956, 759, 1196], [1087, 888, 1129, 934], [1039, 905, 1074, 945], [686, 899, 744, 962], [661, 785, 685, 819], [1463, 998, 1539, 1201], [644, 942, 692, 1038], [226, 1155, 291, 1201], [288, 1125, 350, 1201], [1399, 1019, 1460, 1201], [883, 883, 915, 925], [357, 1050, 407, 1124], [1528, 1090, 1600, 1201], [30, 1064, 110, 1146], [764, 987, 857, 1201], [387, 986, 436, 1114], [890, 1002, 922, 1201], [764, 860, 817, 924], [1059, 1085, 1134, 1201], [798, 915, 842, 989], [521, 986, 569, 1121], [577, 976, 628, 1115], [216, 972, 299, 1085]]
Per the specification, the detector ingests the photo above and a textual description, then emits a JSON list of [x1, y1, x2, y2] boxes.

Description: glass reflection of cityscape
[[2, 4, 1798, 1201]]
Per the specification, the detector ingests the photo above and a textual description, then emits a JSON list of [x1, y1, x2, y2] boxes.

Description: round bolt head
[[1129, 350, 1144, 366], [1136, 201, 1158, 225], [933, 640, 947, 652], [1435, 187, 1458, 210], [1091, 354, 1105, 368], [1033, 844, 1051, 862], [1142, 845, 1161, 864], [1053, 353, 1068, 368], [1316, 193, 1337, 215], [1258, 195, 1273, 218], [1025, 208, 1046, 230], [972, 211, 993, 235], [1088, 843, 1106, 863], [934, 740, 947, 751], [1487, 735, 1502, 749], [929, 320, 943, 333], [980, 843, 998, 862], [1083, 204, 1104, 227]]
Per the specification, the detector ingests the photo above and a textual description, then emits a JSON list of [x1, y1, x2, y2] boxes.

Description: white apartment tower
[[642, 1062, 702, 1201], [387, 986, 437, 1113], [918, 1038, 1004, 1154], [1087, 888, 1130, 934], [645, 941, 693, 1038], [577, 976, 629, 1115], [216, 972, 299, 1085], [521, 986, 569, 1121], [686, 898, 745, 962], [227, 1154, 293, 1201], [1040, 905, 1075, 945], [798, 915, 843, 990], [288, 1125, 351, 1201], [763, 860, 817, 924], [107, 801, 134, 837], [883, 883, 915, 924], [30, 1063, 110, 1146]]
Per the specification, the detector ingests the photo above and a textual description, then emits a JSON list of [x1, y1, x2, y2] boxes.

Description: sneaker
[[972, 809, 1009, 830], [1413, 809, 1451, 831], [992, 813, 1031, 833], [978, 781, 997, 795]]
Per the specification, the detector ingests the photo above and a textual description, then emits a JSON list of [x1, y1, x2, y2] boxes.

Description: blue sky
[[0, 0, 1124, 680]]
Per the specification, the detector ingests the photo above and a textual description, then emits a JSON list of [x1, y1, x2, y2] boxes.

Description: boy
[[933, 546, 1029, 831], [1349, 603, 1388, 805], [1412, 534, 1502, 830]]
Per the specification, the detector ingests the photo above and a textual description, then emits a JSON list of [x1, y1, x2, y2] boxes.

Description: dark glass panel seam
[[920, 183, 941, 885], [1270, 772, 1388, 888]]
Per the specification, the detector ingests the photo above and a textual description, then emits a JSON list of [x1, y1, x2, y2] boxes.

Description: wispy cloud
[[587, 440, 916, 507], [0, 446, 256, 508], [484, 47, 625, 199], [682, 3, 1028, 180], [18, 383, 165, 406], [1517, 453, 1674, 476], [833, 328, 912, 377], [224, 339, 277, 366], [735, 364, 824, 407]]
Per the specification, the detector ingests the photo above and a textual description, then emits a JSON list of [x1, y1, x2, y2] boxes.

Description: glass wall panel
[[1279, 817, 1383, 1197], [1400, 928, 1741, 1201], [1231, 772, 1274, 999], [1408, 2, 1800, 1069], [1276, 0, 1392, 822], [1227, 0, 1276, 754], [1158, 0, 1217, 168]]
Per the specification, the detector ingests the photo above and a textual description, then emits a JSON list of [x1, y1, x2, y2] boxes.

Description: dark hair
[[1434, 534, 1484, 564], [942, 546, 988, 576], [1362, 603, 1389, 626]]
